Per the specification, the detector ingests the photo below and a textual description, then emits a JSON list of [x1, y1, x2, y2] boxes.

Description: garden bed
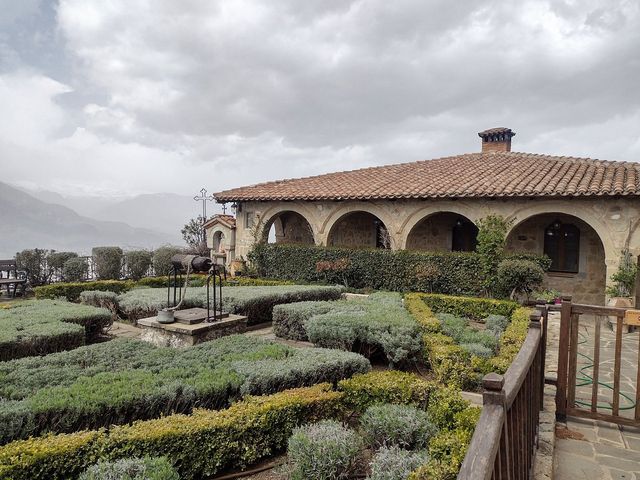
[[405, 293, 531, 390], [0, 371, 479, 480], [273, 292, 422, 365], [116, 285, 343, 324], [0, 334, 369, 444], [0, 300, 112, 362]]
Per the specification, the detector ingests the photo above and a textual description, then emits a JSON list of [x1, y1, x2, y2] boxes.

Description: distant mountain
[[94, 193, 218, 237], [14, 187, 215, 241], [0, 182, 176, 258]]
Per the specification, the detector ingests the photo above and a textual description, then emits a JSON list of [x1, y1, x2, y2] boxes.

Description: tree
[[181, 216, 209, 256], [475, 215, 513, 296]]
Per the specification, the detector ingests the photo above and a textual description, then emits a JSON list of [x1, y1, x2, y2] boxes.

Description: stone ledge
[[533, 384, 557, 480], [138, 314, 248, 347]]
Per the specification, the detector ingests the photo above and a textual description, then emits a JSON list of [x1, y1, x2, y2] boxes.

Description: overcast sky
[[1, 0, 639, 199]]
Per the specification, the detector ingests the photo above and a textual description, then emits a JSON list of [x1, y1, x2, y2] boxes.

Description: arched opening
[[405, 212, 478, 252], [212, 231, 226, 253], [327, 211, 391, 249], [506, 213, 606, 305], [262, 211, 314, 245]]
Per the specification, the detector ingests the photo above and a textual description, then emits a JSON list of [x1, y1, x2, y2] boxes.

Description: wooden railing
[[458, 310, 546, 480]]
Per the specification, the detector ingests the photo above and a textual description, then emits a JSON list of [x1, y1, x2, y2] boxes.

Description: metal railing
[[458, 310, 546, 480]]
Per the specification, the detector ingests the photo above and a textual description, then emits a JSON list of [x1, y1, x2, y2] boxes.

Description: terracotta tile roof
[[214, 152, 640, 202], [203, 214, 236, 228]]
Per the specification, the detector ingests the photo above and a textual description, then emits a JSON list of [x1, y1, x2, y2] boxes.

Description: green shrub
[[369, 446, 429, 480], [337, 371, 435, 413], [419, 293, 518, 320], [34, 280, 134, 302], [305, 293, 423, 365], [273, 300, 351, 341], [484, 314, 509, 336], [79, 291, 119, 317], [0, 335, 369, 443], [287, 420, 362, 480], [152, 246, 183, 276], [459, 343, 493, 358], [408, 428, 473, 480], [248, 244, 549, 295], [475, 215, 512, 295], [79, 457, 179, 480], [92, 247, 123, 280], [62, 257, 88, 282], [47, 252, 78, 271], [15, 248, 51, 286], [496, 258, 545, 299], [360, 404, 436, 449], [489, 307, 531, 373], [125, 250, 153, 281], [0, 300, 111, 362], [0, 384, 344, 480], [117, 285, 344, 324]]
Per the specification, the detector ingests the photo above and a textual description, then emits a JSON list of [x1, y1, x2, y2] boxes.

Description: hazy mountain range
[[0, 182, 219, 258]]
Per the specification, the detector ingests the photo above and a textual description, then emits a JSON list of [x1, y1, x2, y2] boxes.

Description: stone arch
[[399, 203, 482, 249], [405, 211, 478, 252], [260, 210, 315, 245], [212, 230, 226, 253], [506, 201, 616, 262], [505, 211, 607, 305], [326, 210, 392, 249]]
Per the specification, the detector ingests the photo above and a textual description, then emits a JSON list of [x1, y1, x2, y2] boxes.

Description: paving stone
[[595, 443, 640, 462], [596, 454, 640, 472], [556, 438, 595, 457], [598, 423, 625, 444], [626, 437, 640, 452], [606, 468, 637, 480], [554, 452, 606, 480]]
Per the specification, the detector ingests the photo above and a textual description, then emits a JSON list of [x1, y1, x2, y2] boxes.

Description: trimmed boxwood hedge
[[0, 300, 112, 362], [417, 293, 518, 320], [0, 371, 476, 480], [34, 280, 134, 302], [0, 334, 369, 444], [249, 243, 550, 295]]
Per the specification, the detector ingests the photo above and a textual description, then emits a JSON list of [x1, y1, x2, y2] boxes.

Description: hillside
[[0, 182, 173, 257]]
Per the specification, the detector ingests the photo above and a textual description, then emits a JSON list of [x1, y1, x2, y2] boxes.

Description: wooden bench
[[0, 260, 27, 298]]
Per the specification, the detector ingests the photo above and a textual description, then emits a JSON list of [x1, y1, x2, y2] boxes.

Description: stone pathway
[[546, 311, 640, 479], [109, 321, 142, 339]]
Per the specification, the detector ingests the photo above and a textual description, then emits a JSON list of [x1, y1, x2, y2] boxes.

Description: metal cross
[[193, 188, 215, 220]]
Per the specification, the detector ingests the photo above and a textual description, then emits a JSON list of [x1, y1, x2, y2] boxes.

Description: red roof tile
[[213, 152, 640, 202]]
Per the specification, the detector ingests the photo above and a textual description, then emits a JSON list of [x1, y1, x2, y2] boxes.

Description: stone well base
[[138, 314, 248, 347]]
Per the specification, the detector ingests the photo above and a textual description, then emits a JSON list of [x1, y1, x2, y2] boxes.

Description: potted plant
[[606, 249, 637, 308]]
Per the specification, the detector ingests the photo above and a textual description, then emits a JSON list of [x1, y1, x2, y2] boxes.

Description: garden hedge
[[0, 335, 369, 444], [274, 293, 423, 365], [417, 293, 519, 320], [0, 371, 476, 480], [0, 300, 112, 362], [34, 280, 135, 302], [249, 243, 550, 294], [405, 293, 532, 390], [117, 285, 344, 324], [34, 277, 296, 302]]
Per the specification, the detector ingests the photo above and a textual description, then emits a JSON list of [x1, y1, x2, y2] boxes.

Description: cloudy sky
[[1, 0, 640, 199]]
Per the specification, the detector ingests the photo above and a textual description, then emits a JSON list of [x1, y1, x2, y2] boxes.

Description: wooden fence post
[[483, 373, 509, 477], [556, 297, 572, 420]]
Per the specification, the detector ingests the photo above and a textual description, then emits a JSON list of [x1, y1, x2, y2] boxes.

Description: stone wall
[[506, 213, 607, 305], [327, 212, 378, 248]]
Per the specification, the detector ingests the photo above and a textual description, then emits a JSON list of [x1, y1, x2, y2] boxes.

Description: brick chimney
[[478, 127, 515, 153]]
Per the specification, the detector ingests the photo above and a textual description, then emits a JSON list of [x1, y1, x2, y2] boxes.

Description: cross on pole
[[194, 188, 215, 243]]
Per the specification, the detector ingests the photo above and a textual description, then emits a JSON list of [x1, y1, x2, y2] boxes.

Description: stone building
[[212, 128, 640, 305]]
